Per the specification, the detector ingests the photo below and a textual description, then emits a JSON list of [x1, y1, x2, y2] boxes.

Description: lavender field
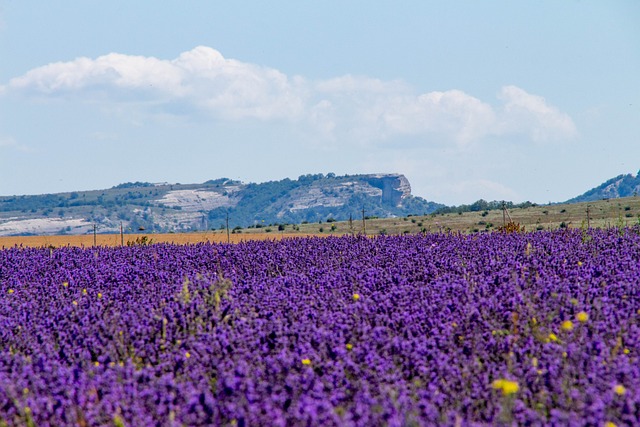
[[0, 230, 639, 426]]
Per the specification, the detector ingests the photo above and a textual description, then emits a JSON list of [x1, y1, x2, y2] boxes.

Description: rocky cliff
[[0, 173, 442, 235]]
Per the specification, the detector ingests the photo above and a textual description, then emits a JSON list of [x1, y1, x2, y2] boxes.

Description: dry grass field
[[0, 232, 319, 248], [2, 196, 639, 248]]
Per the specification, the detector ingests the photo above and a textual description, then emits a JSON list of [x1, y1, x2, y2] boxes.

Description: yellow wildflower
[[345, 343, 353, 351], [185, 352, 191, 359], [62, 282, 68, 287], [577, 261, 583, 267], [491, 379, 519, 396], [623, 348, 630, 355], [561, 320, 574, 331], [614, 384, 626, 396], [301, 358, 311, 365], [97, 293, 103, 299], [604, 422, 617, 427], [72, 300, 78, 306], [82, 288, 87, 295], [548, 333, 558, 342], [352, 293, 360, 301], [576, 311, 588, 322], [7, 289, 14, 294], [531, 357, 538, 368], [94, 361, 100, 367]]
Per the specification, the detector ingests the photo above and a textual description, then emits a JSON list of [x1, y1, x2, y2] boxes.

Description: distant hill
[[566, 171, 640, 203], [0, 173, 443, 236]]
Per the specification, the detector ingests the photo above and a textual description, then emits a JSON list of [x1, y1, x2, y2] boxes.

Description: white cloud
[[0, 136, 33, 153], [8, 52, 184, 98], [3, 46, 577, 145], [382, 90, 497, 144], [498, 85, 578, 141]]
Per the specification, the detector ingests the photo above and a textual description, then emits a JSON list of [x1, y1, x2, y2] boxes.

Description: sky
[[1, 1, 639, 205]]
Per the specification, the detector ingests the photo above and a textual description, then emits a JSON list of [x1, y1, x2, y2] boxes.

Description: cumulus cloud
[[3, 46, 577, 145], [8, 54, 181, 95], [498, 85, 578, 141]]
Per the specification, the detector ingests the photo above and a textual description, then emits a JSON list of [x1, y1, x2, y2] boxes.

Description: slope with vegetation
[[0, 173, 442, 236], [566, 170, 640, 203]]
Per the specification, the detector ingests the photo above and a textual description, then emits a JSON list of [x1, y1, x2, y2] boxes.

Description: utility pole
[[120, 222, 124, 246], [586, 205, 591, 229], [349, 214, 353, 236], [362, 207, 366, 236], [501, 201, 513, 226], [93, 224, 97, 247], [226, 212, 230, 244]]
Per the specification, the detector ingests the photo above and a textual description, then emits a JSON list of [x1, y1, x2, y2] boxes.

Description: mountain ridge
[[0, 173, 443, 236], [565, 171, 640, 203]]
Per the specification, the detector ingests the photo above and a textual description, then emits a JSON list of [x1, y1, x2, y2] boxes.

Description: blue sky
[[1, 1, 638, 205]]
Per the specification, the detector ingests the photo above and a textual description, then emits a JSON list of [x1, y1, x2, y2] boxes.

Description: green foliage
[[113, 414, 126, 427], [111, 182, 154, 189], [126, 236, 154, 246], [434, 199, 536, 215], [567, 172, 640, 203], [179, 278, 191, 304]]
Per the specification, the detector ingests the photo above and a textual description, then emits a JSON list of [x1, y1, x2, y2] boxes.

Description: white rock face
[[338, 181, 385, 197], [0, 217, 94, 236], [370, 173, 412, 200], [158, 189, 238, 212], [150, 210, 208, 231], [394, 175, 412, 200], [286, 181, 382, 213]]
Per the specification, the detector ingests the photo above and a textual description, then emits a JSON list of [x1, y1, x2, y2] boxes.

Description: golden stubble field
[[2, 196, 639, 248], [0, 232, 320, 249]]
